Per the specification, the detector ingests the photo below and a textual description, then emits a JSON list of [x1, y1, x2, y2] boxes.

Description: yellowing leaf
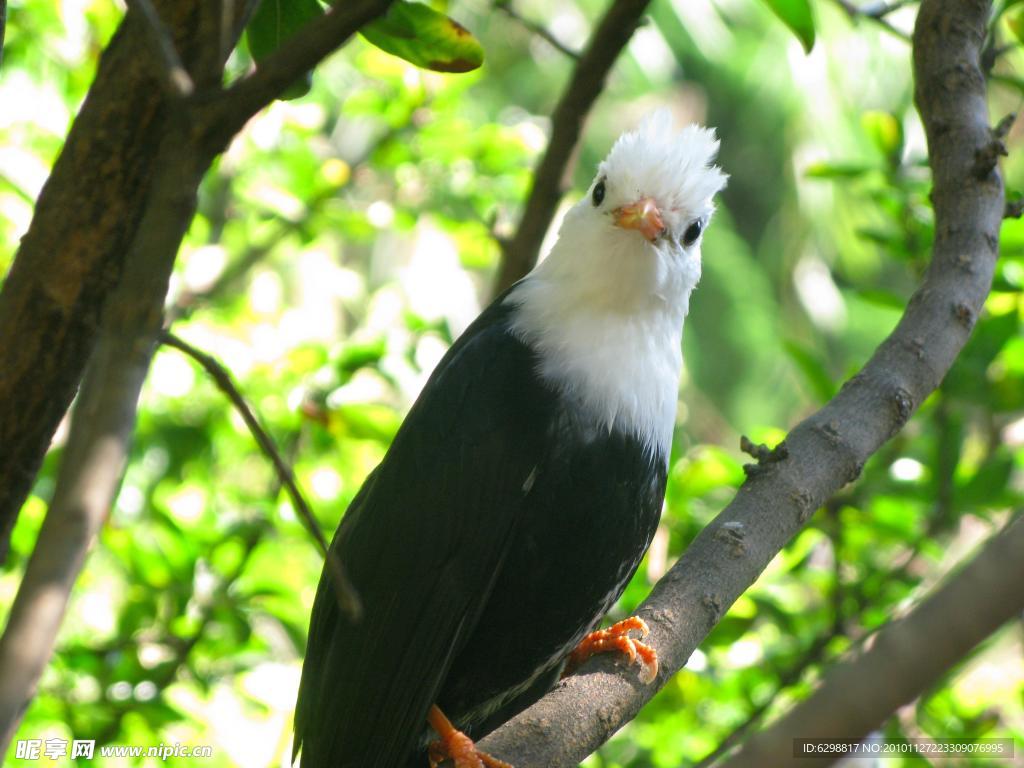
[[361, 1, 484, 73], [1008, 10, 1024, 44], [861, 110, 903, 163]]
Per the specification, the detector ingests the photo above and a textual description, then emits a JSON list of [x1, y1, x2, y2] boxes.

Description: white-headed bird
[[294, 110, 727, 768]]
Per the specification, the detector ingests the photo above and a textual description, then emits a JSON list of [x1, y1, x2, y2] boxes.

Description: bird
[[293, 109, 727, 768]]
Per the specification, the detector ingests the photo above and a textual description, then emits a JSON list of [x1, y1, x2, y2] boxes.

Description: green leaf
[[957, 452, 1016, 511], [854, 226, 902, 250], [783, 340, 835, 403], [670, 446, 745, 499], [245, 0, 325, 99], [854, 288, 907, 309], [805, 161, 875, 180], [360, 1, 484, 73], [337, 337, 387, 376], [1008, 10, 1024, 45], [703, 615, 755, 647], [331, 403, 402, 442], [991, 73, 1024, 96], [758, 0, 815, 53]]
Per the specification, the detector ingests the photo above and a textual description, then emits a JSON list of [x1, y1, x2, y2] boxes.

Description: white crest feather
[[601, 108, 727, 222], [508, 110, 727, 460]]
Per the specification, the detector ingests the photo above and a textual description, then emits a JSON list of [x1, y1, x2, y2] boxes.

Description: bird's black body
[[294, 296, 667, 768]]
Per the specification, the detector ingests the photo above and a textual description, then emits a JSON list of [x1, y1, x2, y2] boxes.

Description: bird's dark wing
[[294, 299, 549, 768]]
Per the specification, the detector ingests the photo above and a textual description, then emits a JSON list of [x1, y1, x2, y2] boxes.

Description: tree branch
[[125, 0, 195, 98], [479, 0, 1003, 763], [159, 331, 362, 620], [859, 0, 916, 17], [0, 0, 212, 563], [833, 0, 914, 41], [717, 513, 1024, 767], [491, 0, 652, 296], [195, 0, 394, 150], [494, 1, 579, 59]]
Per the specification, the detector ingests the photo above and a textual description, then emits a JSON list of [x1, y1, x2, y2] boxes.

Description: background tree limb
[[491, 0, 652, 296], [0, 127, 204, 751], [716, 512, 1024, 767], [479, 0, 1003, 763]]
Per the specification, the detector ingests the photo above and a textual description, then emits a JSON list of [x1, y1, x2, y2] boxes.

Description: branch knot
[[972, 116, 1013, 179], [740, 436, 789, 478]]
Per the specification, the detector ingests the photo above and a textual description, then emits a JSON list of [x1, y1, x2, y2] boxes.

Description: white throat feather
[[505, 110, 727, 461]]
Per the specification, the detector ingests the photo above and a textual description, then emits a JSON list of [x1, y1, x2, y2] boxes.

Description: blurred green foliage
[[1, 0, 1023, 766]]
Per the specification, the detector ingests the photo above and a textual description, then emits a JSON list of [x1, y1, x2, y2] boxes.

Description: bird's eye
[[682, 219, 703, 247], [592, 178, 606, 207]]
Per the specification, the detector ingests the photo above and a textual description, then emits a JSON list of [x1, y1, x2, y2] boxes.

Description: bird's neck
[[505, 260, 693, 462]]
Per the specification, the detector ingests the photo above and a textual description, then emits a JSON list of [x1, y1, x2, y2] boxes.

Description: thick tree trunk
[[0, 0, 206, 561]]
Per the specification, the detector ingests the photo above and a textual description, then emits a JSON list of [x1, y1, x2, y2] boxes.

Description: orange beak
[[614, 198, 665, 242]]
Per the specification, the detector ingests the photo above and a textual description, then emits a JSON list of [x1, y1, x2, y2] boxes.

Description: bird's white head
[[509, 110, 727, 458], [534, 108, 727, 309]]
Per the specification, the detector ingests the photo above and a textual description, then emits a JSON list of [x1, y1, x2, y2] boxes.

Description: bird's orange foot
[[427, 705, 513, 768], [563, 616, 659, 684]]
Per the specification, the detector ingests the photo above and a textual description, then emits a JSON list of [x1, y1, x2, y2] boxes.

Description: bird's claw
[[563, 616, 659, 684], [428, 735, 513, 768], [427, 705, 513, 768]]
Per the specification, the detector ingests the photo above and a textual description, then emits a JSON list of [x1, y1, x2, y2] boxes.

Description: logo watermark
[[15, 739, 213, 761], [793, 737, 1015, 759]]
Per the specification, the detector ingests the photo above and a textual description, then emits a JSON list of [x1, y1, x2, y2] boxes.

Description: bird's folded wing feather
[[294, 300, 548, 768]]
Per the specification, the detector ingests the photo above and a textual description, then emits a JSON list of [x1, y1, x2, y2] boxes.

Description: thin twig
[[1, 0, 8, 71], [492, 0, 654, 296], [857, 0, 915, 18], [495, 1, 579, 59], [226, 0, 262, 55], [834, 0, 913, 42], [125, 0, 195, 97], [159, 330, 363, 622]]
